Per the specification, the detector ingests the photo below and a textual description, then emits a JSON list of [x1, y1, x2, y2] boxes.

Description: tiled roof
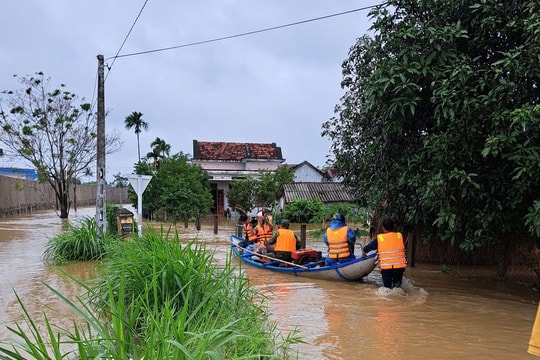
[[277, 182, 356, 204], [192, 140, 283, 161]]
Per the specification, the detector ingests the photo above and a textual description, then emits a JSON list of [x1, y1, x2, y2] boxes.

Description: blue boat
[[230, 235, 377, 282]]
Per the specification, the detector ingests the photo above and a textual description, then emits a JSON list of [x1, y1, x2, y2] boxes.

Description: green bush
[[42, 217, 117, 265], [3, 229, 301, 359], [283, 199, 325, 223], [105, 202, 121, 235], [89, 229, 300, 358]]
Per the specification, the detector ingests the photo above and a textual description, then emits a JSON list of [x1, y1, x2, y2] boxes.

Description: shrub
[[42, 217, 116, 265]]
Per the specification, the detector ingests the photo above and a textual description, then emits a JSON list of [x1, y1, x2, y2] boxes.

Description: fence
[[405, 233, 539, 287], [0, 175, 128, 217]]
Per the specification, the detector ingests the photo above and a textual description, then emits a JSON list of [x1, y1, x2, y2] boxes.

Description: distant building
[[191, 140, 284, 215], [0, 167, 38, 180], [276, 182, 356, 211], [287, 161, 342, 183], [288, 161, 326, 182]]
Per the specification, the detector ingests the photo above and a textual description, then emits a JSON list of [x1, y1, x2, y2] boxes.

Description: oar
[[235, 245, 309, 270]]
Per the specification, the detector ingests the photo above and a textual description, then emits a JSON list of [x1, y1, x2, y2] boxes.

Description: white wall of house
[[293, 162, 324, 182]]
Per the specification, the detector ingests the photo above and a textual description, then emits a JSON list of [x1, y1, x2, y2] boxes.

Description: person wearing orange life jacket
[[266, 219, 301, 261], [323, 213, 357, 266], [237, 214, 258, 250], [529, 303, 540, 356], [362, 217, 407, 289], [252, 211, 273, 244]]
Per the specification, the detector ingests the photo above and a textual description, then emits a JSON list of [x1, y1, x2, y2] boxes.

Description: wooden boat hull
[[230, 235, 377, 282]]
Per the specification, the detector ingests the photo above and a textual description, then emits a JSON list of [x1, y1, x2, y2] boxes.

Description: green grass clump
[[42, 217, 117, 265], [90, 229, 298, 358], [2, 228, 300, 359]]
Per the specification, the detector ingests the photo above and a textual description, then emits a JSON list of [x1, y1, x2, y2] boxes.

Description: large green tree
[[124, 111, 149, 163], [322, 0, 540, 278], [132, 153, 212, 220], [0, 72, 121, 218]]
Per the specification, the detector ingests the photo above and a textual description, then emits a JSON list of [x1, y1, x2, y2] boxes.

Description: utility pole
[[96, 54, 107, 235]]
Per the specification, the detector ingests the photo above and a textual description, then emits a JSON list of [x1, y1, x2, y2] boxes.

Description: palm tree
[[124, 111, 149, 163], [147, 137, 171, 168]]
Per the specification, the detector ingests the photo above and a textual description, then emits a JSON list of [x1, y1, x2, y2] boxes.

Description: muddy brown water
[[1, 207, 539, 359]]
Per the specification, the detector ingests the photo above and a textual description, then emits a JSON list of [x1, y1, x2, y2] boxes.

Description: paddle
[[235, 245, 309, 270]]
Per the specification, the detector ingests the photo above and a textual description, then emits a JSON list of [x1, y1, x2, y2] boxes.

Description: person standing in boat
[[266, 220, 301, 262], [361, 217, 407, 289], [323, 213, 357, 266]]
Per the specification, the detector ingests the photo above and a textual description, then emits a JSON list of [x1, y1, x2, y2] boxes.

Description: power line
[[106, 3, 384, 61], [106, 0, 150, 78], [91, 0, 150, 111]]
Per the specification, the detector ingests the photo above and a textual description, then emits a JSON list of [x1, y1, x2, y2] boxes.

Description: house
[[191, 140, 284, 215], [288, 161, 342, 182], [289, 161, 326, 182], [276, 182, 356, 212]]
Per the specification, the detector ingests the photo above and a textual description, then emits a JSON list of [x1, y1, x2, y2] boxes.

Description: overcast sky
[[0, 0, 378, 182]]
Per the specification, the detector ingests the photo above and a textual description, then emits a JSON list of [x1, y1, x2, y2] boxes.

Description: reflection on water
[[0, 207, 538, 360]]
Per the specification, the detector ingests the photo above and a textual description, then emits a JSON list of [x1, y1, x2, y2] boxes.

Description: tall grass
[[42, 217, 116, 265], [1, 228, 301, 359]]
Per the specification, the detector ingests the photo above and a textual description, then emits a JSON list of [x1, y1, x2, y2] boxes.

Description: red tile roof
[[193, 140, 283, 161]]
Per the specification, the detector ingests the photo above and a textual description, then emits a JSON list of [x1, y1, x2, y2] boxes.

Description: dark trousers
[[381, 268, 405, 289]]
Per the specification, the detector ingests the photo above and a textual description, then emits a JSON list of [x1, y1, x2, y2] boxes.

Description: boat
[[229, 234, 378, 282]]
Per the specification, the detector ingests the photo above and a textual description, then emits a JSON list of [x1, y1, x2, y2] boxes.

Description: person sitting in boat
[[237, 214, 258, 250], [252, 210, 273, 244], [323, 213, 357, 266], [266, 219, 301, 262], [361, 217, 407, 289]]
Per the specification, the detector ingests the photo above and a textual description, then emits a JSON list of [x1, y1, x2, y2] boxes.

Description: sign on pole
[[127, 174, 152, 236]]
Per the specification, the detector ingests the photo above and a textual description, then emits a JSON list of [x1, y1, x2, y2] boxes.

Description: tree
[[322, 0, 540, 278], [255, 165, 294, 209], [124, 111, 148, 163], [112, 172, 128, 187], [0, 72, 122, 218], [226, 176, 257, 215], [147, 153, 212, 220], [146, 137, 171, 168]]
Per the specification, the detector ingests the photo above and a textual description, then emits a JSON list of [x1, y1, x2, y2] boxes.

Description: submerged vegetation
[[1, 218, 300, 359], [41, 217, 116, 265]]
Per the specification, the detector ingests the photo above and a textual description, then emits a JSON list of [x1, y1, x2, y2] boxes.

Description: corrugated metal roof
[[278, 182, 355, 204]]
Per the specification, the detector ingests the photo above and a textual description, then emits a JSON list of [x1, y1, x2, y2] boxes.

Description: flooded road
[[1, 207, 539, 359]]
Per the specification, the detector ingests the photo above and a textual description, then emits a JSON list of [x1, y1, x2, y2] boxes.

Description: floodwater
[[1, 207, 539, 359]]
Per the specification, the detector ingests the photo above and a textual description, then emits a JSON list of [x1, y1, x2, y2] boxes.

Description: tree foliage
[[124, 111, 148, 163], [0, 72, 122, 218], [226, 176, 257, 215], [146, 137, 171, 168], [322, 0, 540, 261], [225, 165, 294, 215], [130, 153, 212, 220], [255, 165, 294, 209], [282, 199, 325, 224]]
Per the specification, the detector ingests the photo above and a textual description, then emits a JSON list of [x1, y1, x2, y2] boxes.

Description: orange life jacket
[[274, 228, 298, 253], [244, 223, 257, 242], [376, 232, 407, 270], [255, 223, 273, 242], [326, 226, 351, 259]]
